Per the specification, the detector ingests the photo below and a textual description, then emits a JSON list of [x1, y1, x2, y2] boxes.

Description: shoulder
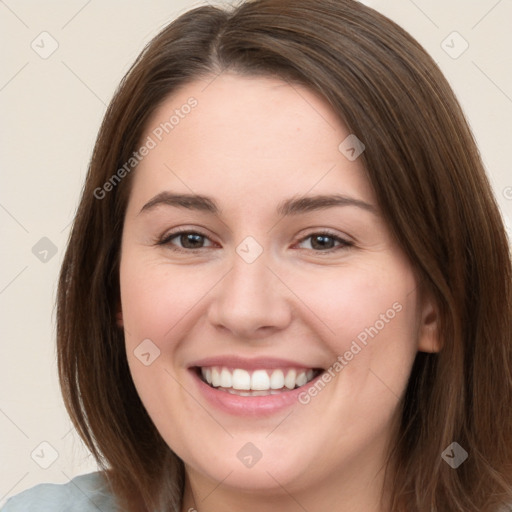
[[1, 471, 118, 512]]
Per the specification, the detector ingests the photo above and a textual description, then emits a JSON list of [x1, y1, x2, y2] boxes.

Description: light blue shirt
[[3, 472, 512, 511], [1, 472, 118, 511]]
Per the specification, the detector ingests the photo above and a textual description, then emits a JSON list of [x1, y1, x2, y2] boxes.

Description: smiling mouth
[[195, 366, 323, 396]]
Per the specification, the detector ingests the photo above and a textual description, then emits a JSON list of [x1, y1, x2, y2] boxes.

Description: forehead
[[128, 73, 375, 213]]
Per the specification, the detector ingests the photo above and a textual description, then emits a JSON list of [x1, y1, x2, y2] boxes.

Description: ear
[[417, 291, 441, 353]]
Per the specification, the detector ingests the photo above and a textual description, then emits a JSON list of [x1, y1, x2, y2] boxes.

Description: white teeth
[[251, 370, 270, 390], [220, 368, 232, 388], [284, 369, 297, 389], [232, 369, 251, 390], [200, 366, 318, 392], [270, 369, 285, 389], [227, 389, 274, 396], [296, 371, 307, 387], [211, 367, 221, 387]]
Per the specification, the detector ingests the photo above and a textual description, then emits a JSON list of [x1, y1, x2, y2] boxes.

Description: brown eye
[[176, 233, 206, 249], [297, 232, 353, 252], [158, 230, 214, 252]]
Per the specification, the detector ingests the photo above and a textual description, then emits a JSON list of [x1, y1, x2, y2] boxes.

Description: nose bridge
[[207, 241, 291, 337], [229, 255, 270, 297]]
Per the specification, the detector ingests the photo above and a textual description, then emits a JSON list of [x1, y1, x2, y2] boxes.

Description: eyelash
[[156, 228, 354, 254]]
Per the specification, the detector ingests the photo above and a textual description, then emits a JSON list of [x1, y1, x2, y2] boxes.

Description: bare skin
[[117, 73, 439, 512]]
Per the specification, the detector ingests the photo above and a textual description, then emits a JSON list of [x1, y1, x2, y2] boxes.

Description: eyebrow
[[139, 192, 378, 216]]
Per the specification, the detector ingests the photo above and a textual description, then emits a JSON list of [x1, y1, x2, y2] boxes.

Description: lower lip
[[189, 369, 322, 416]]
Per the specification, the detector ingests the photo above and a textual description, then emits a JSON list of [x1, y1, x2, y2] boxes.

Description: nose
[[207, 251, 292, 340]]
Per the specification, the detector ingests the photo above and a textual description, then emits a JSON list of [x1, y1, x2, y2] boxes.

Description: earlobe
[[417, 296, 442, 353]]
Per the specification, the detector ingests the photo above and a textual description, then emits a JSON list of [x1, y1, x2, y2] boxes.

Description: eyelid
[[156, 227, 354, 253], [294, 230, 353, 252], [157, 227, 214, 251]]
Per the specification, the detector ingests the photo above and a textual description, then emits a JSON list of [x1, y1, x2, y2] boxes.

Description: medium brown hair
[[57, 0, 512, 510]]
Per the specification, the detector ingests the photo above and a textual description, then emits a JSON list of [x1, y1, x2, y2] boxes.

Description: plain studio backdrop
[[0, 0, 511, 504]]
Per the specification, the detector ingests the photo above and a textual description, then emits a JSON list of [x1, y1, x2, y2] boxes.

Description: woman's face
[[118, 74, 438, 505]]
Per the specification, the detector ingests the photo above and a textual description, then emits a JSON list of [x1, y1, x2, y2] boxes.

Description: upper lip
[[188, 356, 324, 371]]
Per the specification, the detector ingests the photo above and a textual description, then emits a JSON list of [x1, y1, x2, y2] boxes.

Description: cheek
[[119, 254, 216, 346], [287, 257, 421, 412], [118, 255, 203, 442], [283, 258, 419, 352], [119, 254, 221, 422]]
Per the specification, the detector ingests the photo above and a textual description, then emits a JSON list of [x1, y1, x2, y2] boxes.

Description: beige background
[[1, 0, 511, 504]]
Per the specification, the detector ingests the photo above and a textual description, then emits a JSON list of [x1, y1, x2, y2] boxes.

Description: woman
[[3, 0, 511, 511]]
